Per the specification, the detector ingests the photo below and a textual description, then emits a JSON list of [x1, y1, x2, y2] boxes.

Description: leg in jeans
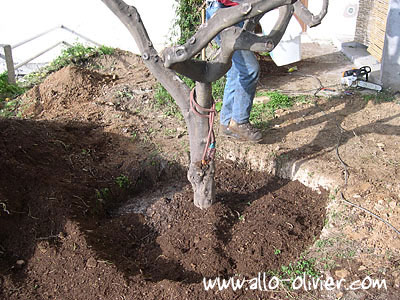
[[221, 49, 259, 126], [206, 1, 262, 142], [206, 2, 259, 126]]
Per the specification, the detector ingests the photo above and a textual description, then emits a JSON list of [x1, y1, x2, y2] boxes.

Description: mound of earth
[[22, 65, 113, 118]]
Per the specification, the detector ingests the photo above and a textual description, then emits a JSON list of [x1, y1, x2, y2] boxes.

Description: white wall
[[0, 0, 176, 67], [306, 0, 360, 43]]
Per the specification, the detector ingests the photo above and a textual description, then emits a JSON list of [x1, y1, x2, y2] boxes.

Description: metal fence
[[1, 25, 100, 84]]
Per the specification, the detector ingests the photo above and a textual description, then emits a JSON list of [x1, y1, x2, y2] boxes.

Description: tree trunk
[[187, 82, 215, 209]]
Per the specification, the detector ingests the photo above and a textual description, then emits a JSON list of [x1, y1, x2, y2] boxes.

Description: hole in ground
[[0, 118, 328, 298], [88, 160, 328, 282]]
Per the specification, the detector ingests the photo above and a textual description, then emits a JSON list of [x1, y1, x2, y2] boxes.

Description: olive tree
[[101, 0, 329, 209]]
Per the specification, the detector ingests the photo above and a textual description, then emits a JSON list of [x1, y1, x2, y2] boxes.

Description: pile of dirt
[[22, 65, 113, 118]]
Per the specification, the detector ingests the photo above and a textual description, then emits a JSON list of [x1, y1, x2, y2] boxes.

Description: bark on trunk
[[187, 82, 216, 209]]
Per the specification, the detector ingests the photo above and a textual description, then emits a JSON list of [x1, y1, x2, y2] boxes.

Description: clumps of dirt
[[147, 161, 327, 280], [21, 65, 114, 117], [0, 114, 328, 299]]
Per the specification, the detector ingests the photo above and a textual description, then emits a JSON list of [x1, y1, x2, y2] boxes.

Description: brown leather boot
[[219, 124, 240, 139], [228, 119, 263, 143]]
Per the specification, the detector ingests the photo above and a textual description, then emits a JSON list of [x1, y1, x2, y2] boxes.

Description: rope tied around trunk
[[189, 88, 216, 166]]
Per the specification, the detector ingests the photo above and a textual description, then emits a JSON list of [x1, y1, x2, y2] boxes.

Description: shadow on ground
[[0, 117, 327, 297]]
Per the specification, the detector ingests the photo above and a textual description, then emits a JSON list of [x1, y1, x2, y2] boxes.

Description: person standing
[[206, 0, 262, 143]]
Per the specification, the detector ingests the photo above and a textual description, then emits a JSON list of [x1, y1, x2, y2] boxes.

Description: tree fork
[[101, 0, 329, 209]]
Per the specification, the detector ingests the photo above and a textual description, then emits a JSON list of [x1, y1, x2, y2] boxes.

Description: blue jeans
[[206, 1, 260, 126]]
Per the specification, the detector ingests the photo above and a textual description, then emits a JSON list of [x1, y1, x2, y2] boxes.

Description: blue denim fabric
[[206, 1, 260, 126]]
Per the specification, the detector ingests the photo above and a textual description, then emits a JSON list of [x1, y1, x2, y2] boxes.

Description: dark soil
[[0, 95, 327, 299]]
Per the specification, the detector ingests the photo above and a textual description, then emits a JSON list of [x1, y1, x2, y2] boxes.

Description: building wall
[[0, 0, 176, 68], [306, 0, 360, 43], [355, 0, 373, 45], [367, 0, 390, 61]]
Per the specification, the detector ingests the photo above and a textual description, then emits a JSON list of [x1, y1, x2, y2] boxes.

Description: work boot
[[228, 119, 263, 143], [220, 124, 240, 139]]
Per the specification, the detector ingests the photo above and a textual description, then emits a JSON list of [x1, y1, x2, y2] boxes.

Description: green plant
[[95, 188, 111, 204], [280, 257, 320, 280], [115, 175, 131, 189], [316, 238, 334, 249], [174, 0, 203, 45], [48, 43, 114, 72], [0, 98, 21, 118], [249, 102, 271, 129], [154, 76, 193, 119], [0, 72, 25, 102], [21, 43, 115, 88], [116, 89, 134, 100], [362, 91, 395, 103], [212, 76, 226, 100], [259, 52, 270, 57], [274, 248, 282, 255], [131, 131, 138, 141], [265, 91, 294, 114]]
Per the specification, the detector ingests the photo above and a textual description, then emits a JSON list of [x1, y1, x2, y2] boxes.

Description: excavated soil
[[0, 117, 326, 299], [1, 48, 399, 299]]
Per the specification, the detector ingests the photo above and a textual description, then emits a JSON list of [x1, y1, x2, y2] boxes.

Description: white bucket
[[259, 10, 302, 66]]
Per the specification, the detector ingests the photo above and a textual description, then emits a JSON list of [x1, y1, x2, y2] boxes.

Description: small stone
[[358, 265, 367, 271], [16, 260, 25, 266], [374, 203, 385, 211], [86, 257, 97, 268], [335, 269, 350, 279], [377, 143, 385, 150], [395, 277, 400, 288], [389, 201, 397, 209]]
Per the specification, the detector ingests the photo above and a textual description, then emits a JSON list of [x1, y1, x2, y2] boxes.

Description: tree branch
[[167, 5, 293, 83], [294, 0, 329, 28], [163, 0, 297, 68]]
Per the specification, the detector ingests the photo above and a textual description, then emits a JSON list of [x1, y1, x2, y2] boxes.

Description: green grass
[[266, 256, 320, 290], [250, 91, 313, 129], [49, 44, 114, 72], [362, 91, 395, 103], [21, 43, 114, 88], [154, 83, 185, 119]]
